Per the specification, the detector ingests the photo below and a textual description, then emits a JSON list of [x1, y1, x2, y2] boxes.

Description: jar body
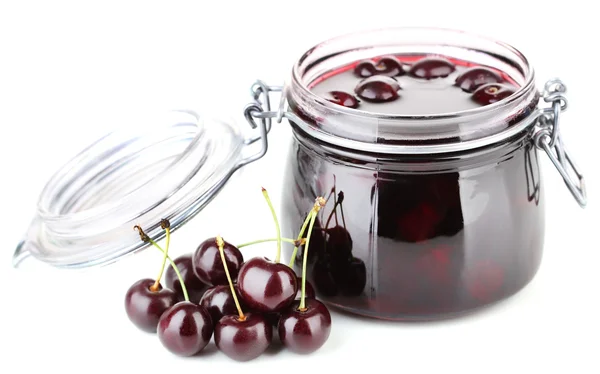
[[281, 125, 545, 320]]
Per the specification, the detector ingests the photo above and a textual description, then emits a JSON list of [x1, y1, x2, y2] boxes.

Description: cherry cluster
[[124, 189, 331, 361], [326, 55, 517, 108]]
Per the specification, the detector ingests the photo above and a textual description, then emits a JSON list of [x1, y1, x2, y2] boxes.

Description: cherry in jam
[[311, 54, 518, 115]]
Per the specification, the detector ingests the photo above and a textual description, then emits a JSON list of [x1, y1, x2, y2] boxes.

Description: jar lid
[[13, 108, 270, 269]]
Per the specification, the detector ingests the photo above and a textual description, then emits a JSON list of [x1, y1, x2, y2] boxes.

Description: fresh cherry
[[192, 237, 244, 286], [455, 66, 503, 93], [471, 83, 517, 106], [295, 277, 315, 300], [157, 301, 213, 356], [165, 254, 208, 303], [278, 299, 332, 354], [200, 284, 245, 324], [354, 76, 400, 103], [215, 313, 272, 361], [408, 56, 456, 79], [124, 278, 178, 333], [237, 257, 298, 312], [324, 91, 359, 108]]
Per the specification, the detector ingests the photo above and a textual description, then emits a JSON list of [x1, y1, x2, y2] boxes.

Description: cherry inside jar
[[279, 28, 549, 320]]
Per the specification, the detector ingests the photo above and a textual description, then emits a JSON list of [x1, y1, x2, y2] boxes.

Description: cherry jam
[[281, 54, 544, 320]]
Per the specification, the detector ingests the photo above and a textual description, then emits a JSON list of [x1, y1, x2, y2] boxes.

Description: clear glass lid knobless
[[15, 110, 247, 268]]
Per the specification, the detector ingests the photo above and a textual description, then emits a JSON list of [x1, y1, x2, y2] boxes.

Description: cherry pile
[[124, 189, 331, 361], [319, 55, 518, 110]]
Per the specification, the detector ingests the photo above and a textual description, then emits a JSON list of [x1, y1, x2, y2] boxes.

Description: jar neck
[[285, 27, 539, 154]]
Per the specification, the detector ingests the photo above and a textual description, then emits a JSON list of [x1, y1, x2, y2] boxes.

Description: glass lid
[[13, 109, 267, 269]]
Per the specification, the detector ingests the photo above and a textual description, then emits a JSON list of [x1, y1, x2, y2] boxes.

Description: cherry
[[471, 83, 517, 106], [157, 301, 213, 356], [237, 257, 298, 313], [124, 278, 178, 333], [408, 56, 456, 79], [324, 91, 359, 109], [376, 55, 404, 76], [200, 284, 245, 324], [353, 60, 377, 78], [354, 76, 400, 103], [192, 237, 244, 286], [353, 56, 404, 78], [215, 313, 273, 361], [165, 254, 208, 303], [455, 66, 503, 93], [278, 299, 332, 354]]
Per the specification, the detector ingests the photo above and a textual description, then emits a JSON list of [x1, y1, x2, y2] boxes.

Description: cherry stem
[[288, 213, 312, 269], [339, 192, 347, 230], [324, 200, 340, 231], [151, 219, 171, 292], [299, 206, 320, 311], [134, 224, 189, 302], [237, 237, 299, 249], [216, 235, 245, 321], [262, 187, 282, 263]]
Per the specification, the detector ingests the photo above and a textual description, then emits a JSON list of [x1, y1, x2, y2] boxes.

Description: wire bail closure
[[533, 78, 587, 208]]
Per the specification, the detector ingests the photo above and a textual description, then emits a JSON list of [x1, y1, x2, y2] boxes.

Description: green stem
[[262, 187, 282, 263], [288, 212, 314, 268], [237, 237, 298, 248], [147, 237, 189, 302], [217, 235, 246, 321], [151, 227, 171, 291], [299, 210, 318, 311]]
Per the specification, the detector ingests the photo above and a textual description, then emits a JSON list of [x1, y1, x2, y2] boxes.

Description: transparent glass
[[280, 27, 545, 320], [15, 110, 247, 268]]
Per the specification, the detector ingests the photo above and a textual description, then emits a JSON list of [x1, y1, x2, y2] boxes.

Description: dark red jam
[[310, 55, 518, 115], [282, 55, 543, 320]]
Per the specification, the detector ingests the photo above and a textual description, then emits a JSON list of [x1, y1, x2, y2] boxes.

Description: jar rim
[[287, 27, 540, 149]]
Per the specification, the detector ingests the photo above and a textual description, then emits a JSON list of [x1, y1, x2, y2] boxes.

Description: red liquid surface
[[282, 55, 543, 320]]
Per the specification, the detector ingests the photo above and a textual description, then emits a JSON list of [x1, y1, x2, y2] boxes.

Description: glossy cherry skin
[[237, 257, 298, 312], [353, 56, 404, 78], [157, 301, 213, 356], [455, 66, 503, 93], [215, 313, 272, 361], [295, 277, 316, 300], [278, 299, 332, 354], [200, 284, 245, 324], [192, 237, 244, 286], [324, 91, 360, 108], [471, 83, 517, 106], [354, 76, 400, 102], [376, 56, 404, 76], [409, 57, 456, 79], [166, 254, 209, 303], [124, 279, 178, 333]]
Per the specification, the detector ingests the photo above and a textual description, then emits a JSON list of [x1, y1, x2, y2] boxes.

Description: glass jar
[[271, 28, 587, 320], [13, 27, 586, 322]]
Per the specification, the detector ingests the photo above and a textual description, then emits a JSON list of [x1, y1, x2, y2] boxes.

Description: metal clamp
[[236, 81, 285, 169], [533, 79, 587, 208]]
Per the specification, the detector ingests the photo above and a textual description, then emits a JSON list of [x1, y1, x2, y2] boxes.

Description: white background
[[1, 0, 598, 373]]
